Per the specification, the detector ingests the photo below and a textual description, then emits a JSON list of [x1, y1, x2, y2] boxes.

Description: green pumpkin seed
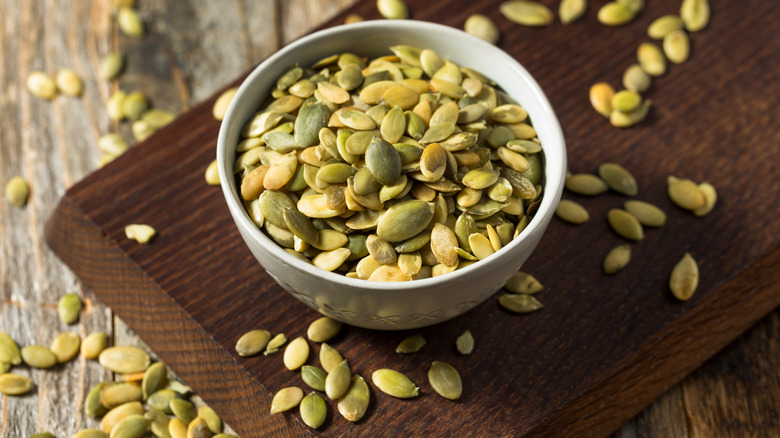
[[73, 430, 109, 438], [147, 389, 180, 414], [502, 167, 538, 198], [420, 142, 447, 181], [81, 332, 108, 360], [555, 199, 589, 224], [263, 333, 287, 355], [185, 417, 210, 438], [612, 90, 642, 113], [98, 134, 129, 157], [99, 346, 150, 374], [693, 182, 717, 216], [396, 334, 426, 354], [377, 200, 434, 242], [500, 0, 554, 26], [338, 375, 370, 422], [270, 387, 303, 414], [325, 359, 351, 400], [258, 190, 295, 228], [597, 2, 635, 26], [107, 90, 127, 120], [276, 66, 303, 91], [58, 292, 82, 324], [283, 336, 309, 370], [637, 42, 667, 76], [110, 414, 148, 438], [0, 373, 33, 395], [312, 248, 351, 271], [589, 82, 615, 118], [607, 209, 644, 240], [99, 52, 125, 80], [603, 244, 631, 275], [464, 13, 500, 44], [499, 293, 543, 313], [85, 382, 110, 417], [100, 383, 143, 409], [301, 365, 327, 392], [56, 68, 83, 96], [50, 331, 80, 363], [610, 99, 651, 128], [648, 15, 684, 39], [462, 168, 499, 190], [284, 208, 319, 245], [0, 332, 22, 365], [456, 330, 474, 355], [367, 234, 398, 265], [30, 433, 55, 438], [117, 7, 144, 37], [300, 392, 327, 429], [664, 30, 690, 64], [365, 136, 402, 186], [307, 317, 342, 343], [170, 398, 197, 425], [492, 104, 528, 124], [667, 176, 705, 210], [377, 0, 409, 19], [195, 406, 221, 434], [122, 91, 148, 121], [680, 0, 710, 32], [559, 0, 587, 24], [670, 253, 699, 300], [565, 173, 608, 195], [428, 361, 462, 400], [505, 271, 543, 294], [622, 64, 652, 93], [102, 401, 145, 433], [295, 102, 330, 147], [142, 362, 168, 400], [21, 345, 57, 369], [624, 200, 667, 227], [372, 369, 419, 398], [598, 163, 638, 196], [4, 176, 30, 207]]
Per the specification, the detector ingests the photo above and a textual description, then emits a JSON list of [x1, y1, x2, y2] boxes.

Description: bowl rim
[[217, 19, 567, 292]]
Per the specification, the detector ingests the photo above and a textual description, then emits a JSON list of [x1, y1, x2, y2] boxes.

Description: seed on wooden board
[[670, 252, 699, 301], [0, 373, 33, 395], [270, 386, 304, 414], [325, 359, 351, 400], [680, 0, 710, 32], [598, 163, 638, 196], [499, 293, 543, 313], [212, 87, 238, 121], [0, 332, 22, 366], [307, 316, 342, 343], [73, 430, 109, 438], [464, 14, 500, 44], [147, 389, 180, 414], [21, 345, 57, 369], [637, 42, 667, 77], [648, 15, 684, 39], [559, 0, 587, 24], [319, 343, 344, 373], [300, 392, 327, 429], [142, 109, 176, 130], [50, 331, 81, 363], [185, 417, 210, 438], [428, 361, 462, 400], [169, 398, 197, 425], [456, 330, 474, 355], [667, 176, 706, 210], [100, 383, 143, 409], [603, 244, 632, 275], [110, 414, 148, 438], [30, 433, 56, 438], [505, 271, 543, 294], [372, 369, 419, 398], [396, 334, 426, 354], [624, 200, 667, 227], [99, 52, 125, 80], [301, 365, 327, 392], [589, 82, 615, 118], [196, 405, 222, 434], [597, 2, 635, 26], [122, 91, 149, 121], [664, 30, 690, 64], [338, 375, 370, 422], [141, 362, 168, 400], [607, 208, 645, 240], [262, 333, 287, 356], [623, 64, 652, 93], [612, 90, 642, 113], [377, 0, 408, 19], [85, 382, 110, 417], [555, 199, 589, 224], [4, 176, 30, 207], [565, 173, 608, 195], [610, 99, 650, 128], [168, 418, 187, 438], [56, 68, 83, 96], [57, 292, 82, 324], [693, 182, 717, 216], [101, 401, 145, 433], [98, 134, 129, 157], [500, 0, 554, 27], [203, 159, 221, 186], [82, 332, 109, 359], [283, 336, 309, 370], [27, 71, 57, 99], [125, 224, 157, 244], [99, 346, 151, 374], [118, 7, 144, 37]]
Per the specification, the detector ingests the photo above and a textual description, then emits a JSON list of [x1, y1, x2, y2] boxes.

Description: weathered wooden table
[[1, 0, 778, 436]]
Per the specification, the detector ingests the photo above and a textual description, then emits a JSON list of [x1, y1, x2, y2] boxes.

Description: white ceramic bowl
[[218, 20, 566, 330]]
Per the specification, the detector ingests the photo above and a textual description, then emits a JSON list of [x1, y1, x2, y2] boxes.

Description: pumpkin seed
[[589, 82, 614, 118], [170, 398, 197, 425], [99, 52, 125, 80], [376, 200, 434, 242], [26, 71, 57, 99], [168, 418, 187, 438], [612, 90, 642, 113], [338, 375, 370, 422], [142, 109, 176, 129], [500, 0, 554, 26], [107, 90, 127, 121], [464, 14, 500, 44], [428, 361, 462, 400], [648, 15, 684, 39], [618, 0, 644, 13], [56, 292, 81, 324], [299, 392, 327, 429], [396, 334, 426, 353], [559, 0, 587, 24], [693, 182, 717, 216], [505, 271, 543, 294], [377, 0, 408, 19], [295, 102, 330, 148], [456, 330, 474, 355], [122, 91, 149, 121], [367, 234, 397, 265], [82, 332, 109, 359], [102, 402, 145, 433], [186, 417, 210, 438], [132, 120, 156, 142], [117, 7, 144, 37], [307, 317, 342, 343], [603, 244, 631, 275], [312, 248, 351, 271], [319, 343, 343, 373], [4, 176, 30, 207], [598, 163, 638, 196], [430, 223, 459, 266], [372, 369, 419, 398], [99, 346, 151, 374], [624, 200, 667, 227], [462, 168, 499, 190], [607, 209, 645, 240], [622, 64, 652, 93], [565, 173, 608, 195], [147, 389, 180, 414], [98, 134, 129, 157], [664, 30, 690, 64], [264, 333, 287, 355], [597, 2, 635, 26], [468, 233, 495, 260], [610, 99, 650, 128], [637, 42, 667, 76], [110, 414, 148, 438], [555, 199, 589, 224], [73, 430, 109, 438], [141, 362, 168, 401], [21, 345, 57, 369], [301, 365, 327, 391], [30, 433, 55, 438], [366, 136, 402, 185], [0, 373, 33, 395], [0, 333, 21, 366], [212, 87, 238, 121], [270, 386, 304, 414], [125, 224, 157, 244], [100, 383, 143, 409], [680, 0, 710, 32], [283, 336, 309, 370], [420, 142, 447, 181], [325, 359, 351, 400], [56, 68, 83, 96], [667, 176, 705, 210], [50, 331, 80, 363], [670, 252, 699, 300], [85, 382, 110, 417], [499, 293, 543, 313]]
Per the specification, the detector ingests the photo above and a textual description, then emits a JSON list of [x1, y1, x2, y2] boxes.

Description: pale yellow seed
[[377, 0, 409, 19], [680, 0, 710, 32], [670, 253, 699, 300], [283, 336, 309, 370], [565, 173, 608, 195], [464, 14, 500, 44], [27, 71, 57, 99], [337, 375, 370, 422], [312, 248, 351, 272], [505, 271, 543, 294], [101, 401, 144, 433], [99, 52, 125, 80], [372, 369, 419, 398], [663, 30, 690, 64], [693, 182, 717, 216], [325, 359, 351, 400], [597, 2, 635, 26], [117, 7, 144, 37], [307, 316, 342, 343], [468, 233, 495, 260], [169, 418, 188, 438], [125, 224, 157, 244], [603, 244, 631, 275], [499, 293, 543, 313], [21, 345, 58, 369], [186, 417, 211, 438], [395, 334, 426, 354], [667, 176, 705, 210], [235, 329, 271, 357], [270, 387, 304, 414], [99, 346, 151, 374], [500, 0, 554, 27], [204, 159, 220, 186], [50, 332, 81, 363], [344, 13, 364, 24], [555, 199, 589, 224], [624, 200, 667, 227], [428, 361, 462, 400], [5, 176, 30, 207], [82, 332, 108, 359], [610, 100, 651, 128], [559, 0, 587, 24], [589, 82, 614, 118], [622, 64, 652, 93], [55, 68, 83, 96], [612, 90, 642, 113], [648, 15, 684, 39], [455, 330, 474, 355], [0, 373, 34, 395], [637, 42, 667, 77], [607, 208, 644, 240]]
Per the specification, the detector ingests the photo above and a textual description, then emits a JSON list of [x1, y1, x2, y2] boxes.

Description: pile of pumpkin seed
[[237, 315, 464, 429], [232, 45, 545, 281]]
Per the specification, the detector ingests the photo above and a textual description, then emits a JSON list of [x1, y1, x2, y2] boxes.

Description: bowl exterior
[[218, 21, 566, 330]]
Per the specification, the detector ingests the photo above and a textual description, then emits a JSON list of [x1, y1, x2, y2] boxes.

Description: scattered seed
[[270, 387, 304, 414], [637, 42, 667, 77], [186, 417, 211, 438], [50, 332, 81, 363], [565, 173, 608, 196], [0, 373, 34, 395], [670, 252, 699, 301], [325, 359, 351, 400], [559, 0, 587, 24], [693, 182, 717, 216], [82, 332, 109, 359], [555, 199, 589, 224], [0, 332, 22, 366], [377, 0, 409, 19], [464, 14, 500, 44], [612, 90, 642, 113], [667, 176, 705, 210], [57, 292, 82, 324], [428, 361, 462, 400], [395, 334, 426, 354], [142, 362, 168, 400], [610, 99, 651, 128], [455, 330, 474, 355], [147, 389, 180, 414], [100, 383, 143, 409], [98, 134, 129, 157], [597, 2, 635, 26], [624, 200, 666, 227], [372, 369, 419, 398], [301, 365, 327, 392], [338, 375, 370, 422], [99, 52, 125, 80], [170, 398, 197, 425], [99, 346, 151, 374], [101, 401, 144, 433], [589, 82, 615, 118], [197, 405, 222, 434], [85, 382, 110, 417], [622, 64, 652, 93], [664, 30, 690, 64], [307, 317, 342, 343], [110, 414, 147, 438], [598, 163, 638, 196], [499, 293, 543, 313], [680, 0, 710, 32], [73, 430, 109, 438], [264, 333, 287, 356], [212, 87, 238, 121], [235, 329, 271, 357], [607, 209, 645, 240], [27, 71, 57, 99], [603, 244, 631, 275], [204, 159, 220, 186], [5, 176, 30, 207], [505, 271, 543, 294], [319, 343, 343, 373], [141, 109, 175, 129], [117, 7, 144, 37], [283, 336, 309, 370], [125, 224, 157, 244], [300, 392, 327, 429], [122, 91, 149, 121], [56, 68, 83, 96], [648, 15, 684, 39], [500, 0, 554, 27]]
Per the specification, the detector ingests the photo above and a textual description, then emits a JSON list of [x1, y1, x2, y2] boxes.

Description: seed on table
[[185, 417, 210, 438], [27, 71, 57, 99], [597, 2, 635, 26], [319, 343, 343, 373], [50, 331, 81, 363], [101, 401, 145, 433], [345, 13, 364, 24], [4, 176, 30, 207], [142, 362, 168, 400], [464, 14, 499, 44], [428, 361, 462, 400], [555, 199, 589, 224], [670, 252, 699, 301], [648, 15, 684, 39], [57, 292, 82, 324], [307, 316, 342, 343], [505, 271, 543, 294], [377, 0, 408, 19], [559, 0, 587, 24], [0, 332, 22, 366], [147, 389, 180, 414], [598, 162, 638, 196], [0, 373, 33, 395], [607, 209, 644, 240], [270, 386, 304, 414], [693, 182, 717, 216], [30, 433, 55, 438], [338, 375, 370, 422], [372, 369, 419, 399], [141, 109, 176, 129], [99, 346, 151, 374], [622, 64, 652, 93], [99, 52, 125, 80], [85, 382, 110, 417], [680, 0, 710, 32], [98, 134, 129, 157], [589, 82, 615, 118], [624, 200, 667, 227], [170, 398, 197, 425], [125, 224, 157, 244], [610, 100, 650, 128], [107, 90, 127, 121], [300, 392, 327, 429], [283, 336, 309, 370], [565, 173, 608, 196], [396, 334, 426, 354], [664, 30, 690, 64], [500, 0, 554, 27], [117, 7, 144, 37], [499, 293, 543, 313], [212, 87, 238, 121], [667, 176, 706, 210], [264, 333, 287, 355], [456, 330, 474, 355], [198, 405, 222, 434], [603, 244, 631, 275], [132, 119, 156, 142], [612, 90, 642, 113], [325, 359, 351, 400], [82, 332, 109, 359], [637, 42, 667, 77], [122, 91, 149, 121], [204, 159, 220, 186], [56, 68, 83, 96], [109, 414, 147, 438], [301, 365, 327, 392], [235, 329, 271, 357]]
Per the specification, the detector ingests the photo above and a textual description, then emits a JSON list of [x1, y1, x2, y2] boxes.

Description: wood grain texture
[[3, 0, 779, 437]]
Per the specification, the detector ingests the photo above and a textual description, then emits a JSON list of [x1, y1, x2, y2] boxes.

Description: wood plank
[[42, 0, 780, 437]]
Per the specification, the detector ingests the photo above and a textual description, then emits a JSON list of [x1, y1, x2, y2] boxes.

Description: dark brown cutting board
[[44, 1, 780, 436]]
